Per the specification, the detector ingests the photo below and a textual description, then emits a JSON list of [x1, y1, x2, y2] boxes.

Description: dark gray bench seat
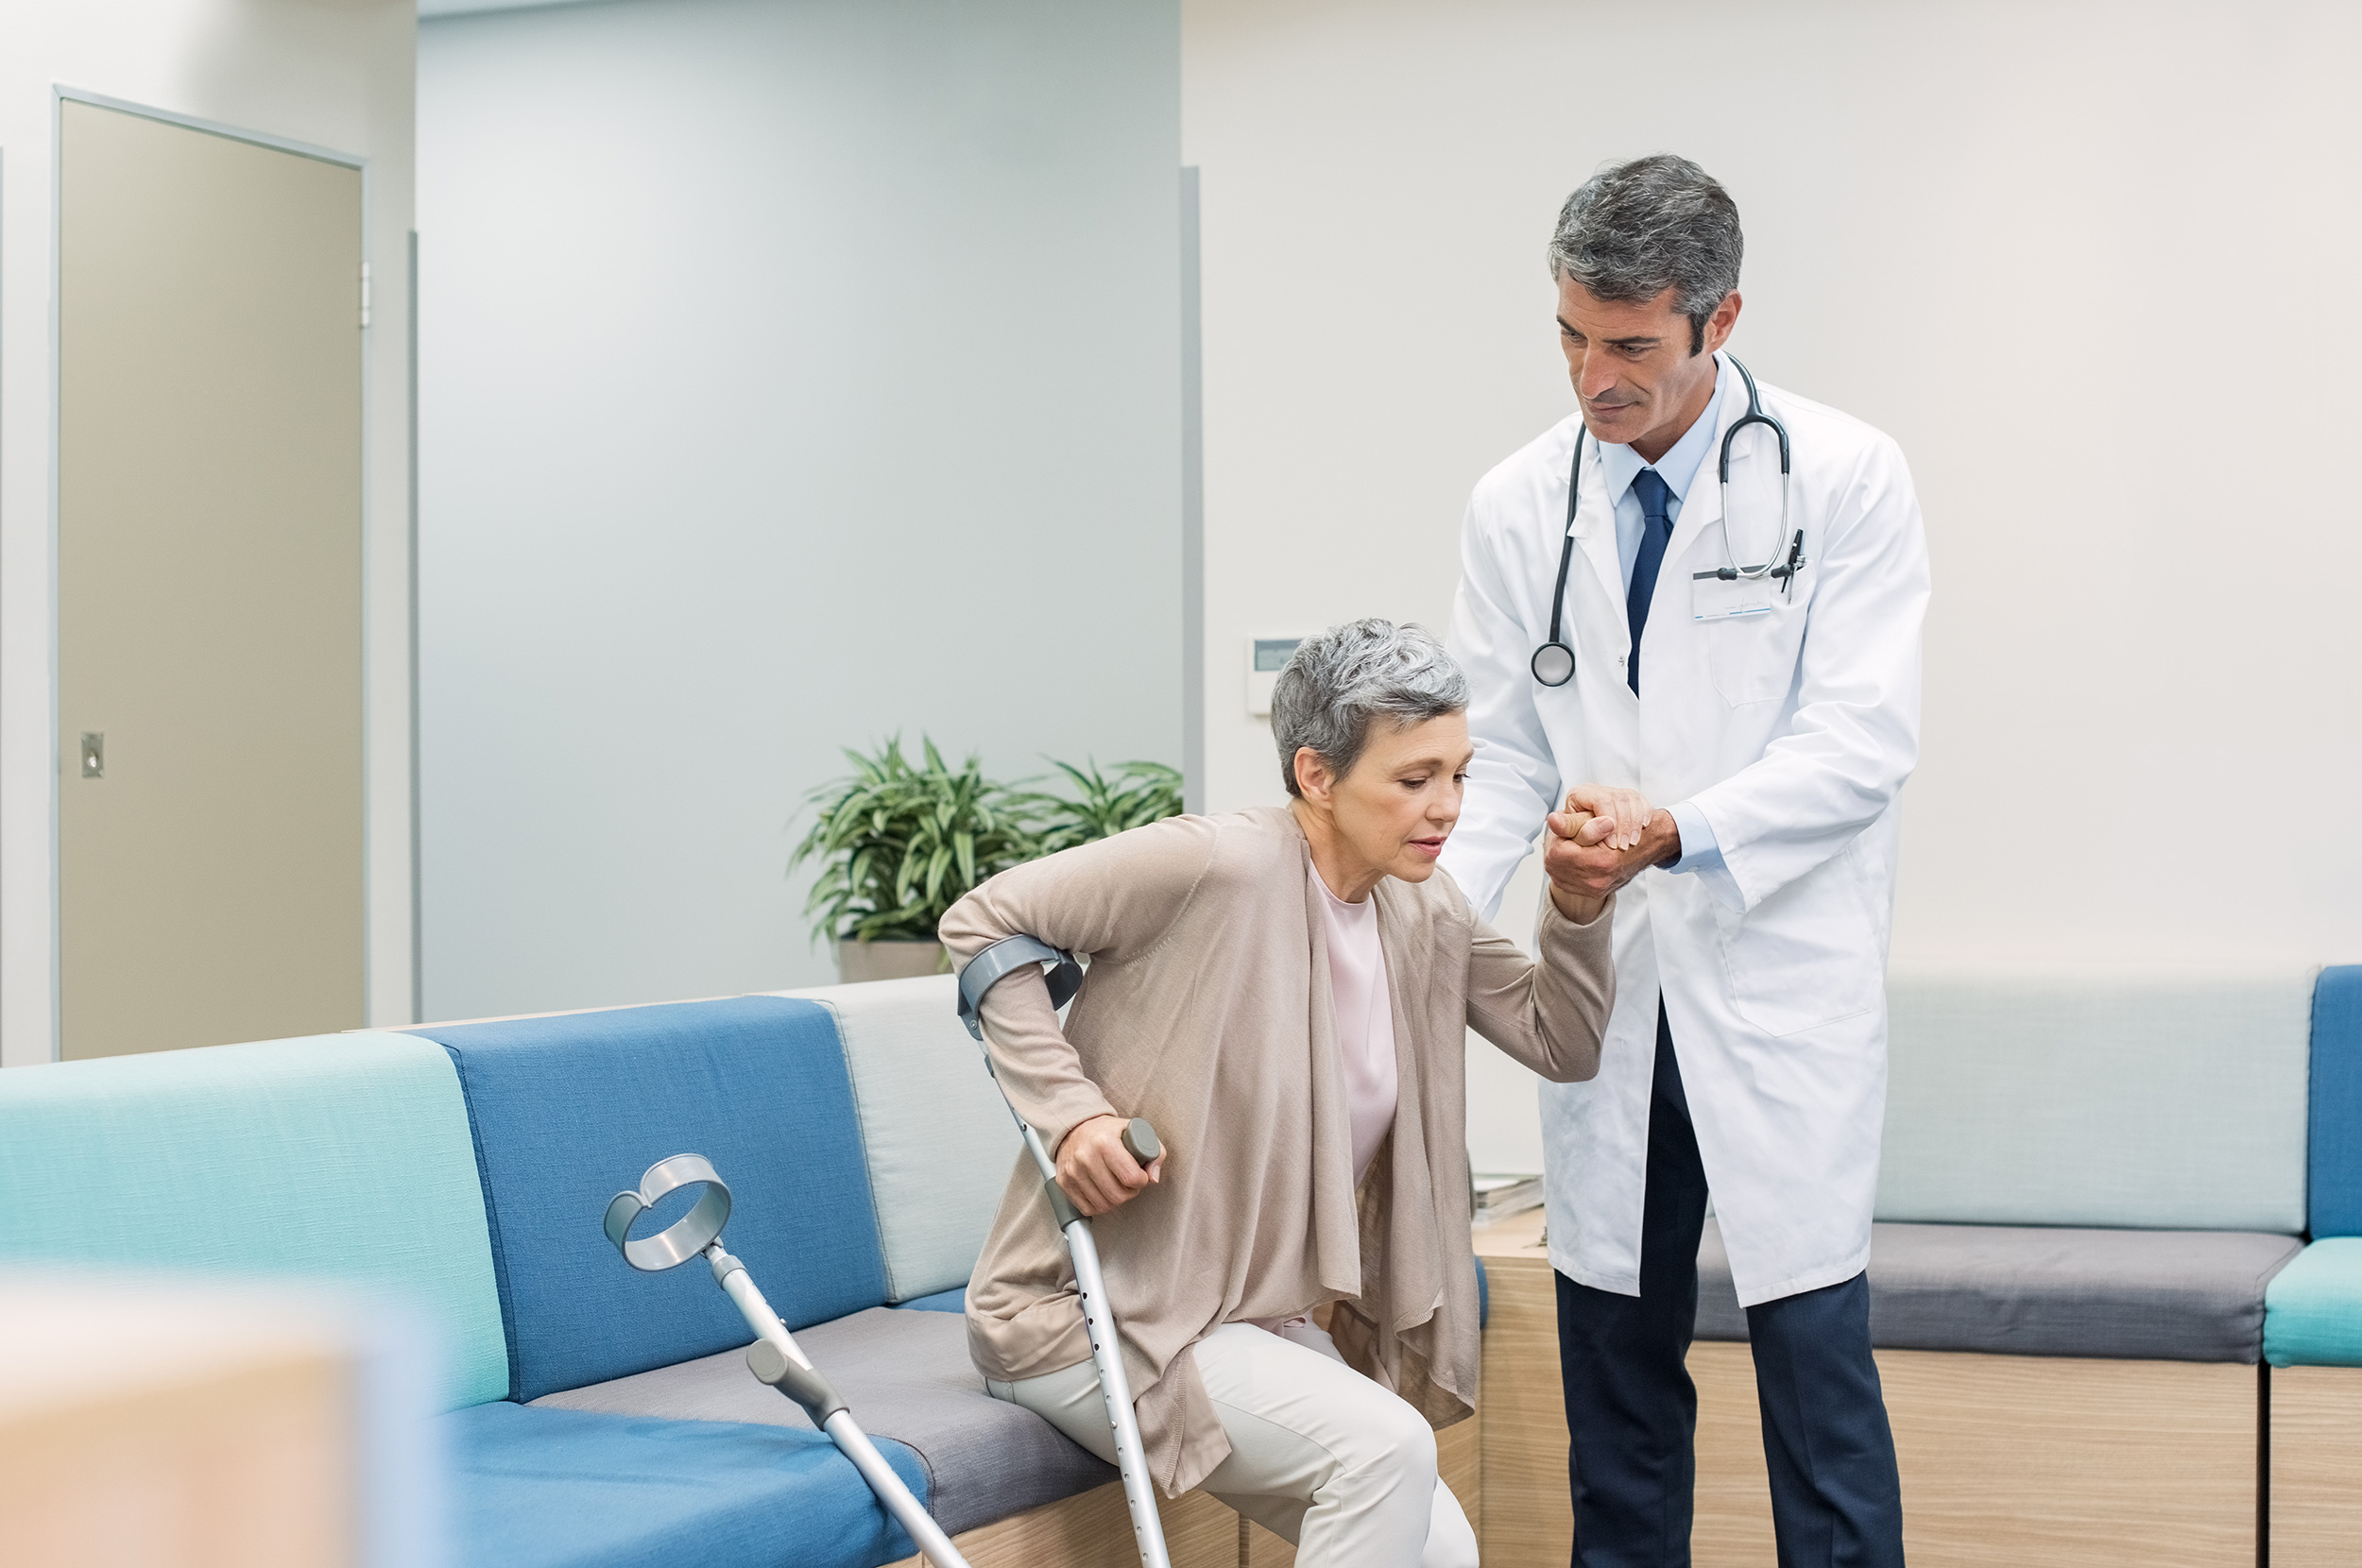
[[1695, 1219, 2302, 1363], [533, 1306, 1113, 1535]]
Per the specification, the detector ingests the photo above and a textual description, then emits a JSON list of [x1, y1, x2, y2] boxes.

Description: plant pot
[[835, 938, 949, 983]]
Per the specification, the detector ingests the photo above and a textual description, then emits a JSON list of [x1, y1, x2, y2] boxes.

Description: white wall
[[1183, 0, 2362, 1169], [418, 0, 1183, 1019], [0, 0, 417, 1066]]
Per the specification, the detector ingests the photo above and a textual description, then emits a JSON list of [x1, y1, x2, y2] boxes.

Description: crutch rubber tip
[[1122, 1118, 1162, 1167]]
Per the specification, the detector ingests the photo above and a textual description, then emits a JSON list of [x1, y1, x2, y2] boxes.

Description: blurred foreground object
[[0, 1271, 437, 1568]]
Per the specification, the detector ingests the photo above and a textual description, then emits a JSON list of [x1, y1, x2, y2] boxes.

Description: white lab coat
[[1441, 356, 1929, 1306]]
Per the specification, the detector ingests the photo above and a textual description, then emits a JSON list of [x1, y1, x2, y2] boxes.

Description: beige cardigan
[[938, 805, 1614, 1497]]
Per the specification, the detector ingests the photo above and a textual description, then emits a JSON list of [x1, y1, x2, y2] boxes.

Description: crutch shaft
[[1064, 1216, 1172, 1568], [708, 1243, 973, 1568], [827, 1411, 969, 1568], [708, 1242, 812, 1368]]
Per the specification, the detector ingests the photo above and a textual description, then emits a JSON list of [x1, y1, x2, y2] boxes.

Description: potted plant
[[1030, 759, 1184, 853], [791, 737, 1044, 981]]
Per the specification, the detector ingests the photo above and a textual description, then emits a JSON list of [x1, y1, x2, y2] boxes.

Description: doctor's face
[[1555, 278, 1740, 461]]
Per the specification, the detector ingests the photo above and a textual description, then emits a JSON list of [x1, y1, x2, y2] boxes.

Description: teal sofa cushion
[[2265, 1238, 2362, 1368], [445, 1401, 928, 1568], [0, 1034, 507, 1407], [1878, 967, 2313, 1232], [775, 977, 1016, 1304]]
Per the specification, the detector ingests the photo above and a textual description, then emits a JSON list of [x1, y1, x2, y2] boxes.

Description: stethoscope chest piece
[[1531, 638, 1575, 688]]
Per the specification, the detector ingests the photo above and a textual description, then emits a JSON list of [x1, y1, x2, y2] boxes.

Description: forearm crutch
[[958, 936, 1171, 1568], [603, 1154, 974, 1568]]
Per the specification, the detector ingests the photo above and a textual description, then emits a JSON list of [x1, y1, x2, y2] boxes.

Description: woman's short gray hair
[[1548, 154, 1742, 355], [1271, 619, 1468, 796]]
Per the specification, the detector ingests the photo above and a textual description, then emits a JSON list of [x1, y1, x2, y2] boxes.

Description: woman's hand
[[1055, 1114, 1164, 1217], [1545, 810, 1613, 925]]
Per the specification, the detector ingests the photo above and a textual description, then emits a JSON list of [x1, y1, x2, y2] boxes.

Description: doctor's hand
[[1055, 1113, 1164, 1218], [1545, 785, 1684, 906], [1569, 785, 1655, 851]]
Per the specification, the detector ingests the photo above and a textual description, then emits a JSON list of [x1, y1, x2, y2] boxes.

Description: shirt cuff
[[1666, 800, 1745, 912]]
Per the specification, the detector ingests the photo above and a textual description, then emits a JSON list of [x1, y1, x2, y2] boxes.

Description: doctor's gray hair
[[1272, 619, 1468, 797], [1549, 154, 1742, 355]]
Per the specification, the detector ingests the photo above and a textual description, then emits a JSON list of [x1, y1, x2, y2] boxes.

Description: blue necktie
[[1626, 469, 1673, 695]]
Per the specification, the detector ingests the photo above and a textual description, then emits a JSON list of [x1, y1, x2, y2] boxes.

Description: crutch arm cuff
[[955, 934, 1083, 1041]]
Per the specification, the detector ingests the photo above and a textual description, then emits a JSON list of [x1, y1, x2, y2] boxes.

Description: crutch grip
[[747, 1338, 850, 1424], [1121, 1118, 1161, 1167]]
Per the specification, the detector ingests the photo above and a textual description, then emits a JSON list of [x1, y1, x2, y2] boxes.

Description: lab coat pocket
[[1711, 861, 1879, 1037], [1704, 596, 1805, 707]]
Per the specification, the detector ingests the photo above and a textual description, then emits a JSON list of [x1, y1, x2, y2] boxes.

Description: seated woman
[[942, 618, 1617, 1568]]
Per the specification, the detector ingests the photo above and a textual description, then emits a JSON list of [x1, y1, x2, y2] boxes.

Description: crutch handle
[[1121, 1118, 1161, 1167], [746, 1339, 849, 1425]]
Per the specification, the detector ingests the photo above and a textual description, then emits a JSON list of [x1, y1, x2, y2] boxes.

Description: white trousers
[[986, 1321, 1479, 1568]]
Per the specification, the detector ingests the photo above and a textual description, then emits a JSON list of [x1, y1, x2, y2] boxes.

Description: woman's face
[[1295, 711, 1473, 886]]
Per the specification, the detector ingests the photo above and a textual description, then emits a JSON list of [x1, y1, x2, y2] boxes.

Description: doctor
[[1440, 155, 1928, 1566]]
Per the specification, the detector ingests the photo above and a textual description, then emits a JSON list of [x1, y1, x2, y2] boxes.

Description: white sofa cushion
[[777, 975, 1018, 1303], [1877, 965, 2313, 1233]]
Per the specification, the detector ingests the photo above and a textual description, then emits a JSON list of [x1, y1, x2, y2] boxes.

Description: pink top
[[1239, 863, 1405, 1334], [1312, 864, 1399, 1188]]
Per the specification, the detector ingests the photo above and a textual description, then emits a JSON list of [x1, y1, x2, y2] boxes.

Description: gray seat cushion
[[532, 1305, 1111, 1533], [1695, 1219, 2301, 1363]]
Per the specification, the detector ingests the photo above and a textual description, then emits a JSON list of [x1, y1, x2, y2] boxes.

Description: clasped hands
[[1545, 784, 1682, 923]]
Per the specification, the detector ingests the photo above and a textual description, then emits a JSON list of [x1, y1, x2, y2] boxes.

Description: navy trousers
[[1554, 1006, 1904, 1567]]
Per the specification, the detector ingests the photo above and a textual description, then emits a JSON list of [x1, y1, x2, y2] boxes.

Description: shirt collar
[[1596, 356, 1727, 508]]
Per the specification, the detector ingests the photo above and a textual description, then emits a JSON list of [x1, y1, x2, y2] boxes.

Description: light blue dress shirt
[[1589, 362, 1742, 909]]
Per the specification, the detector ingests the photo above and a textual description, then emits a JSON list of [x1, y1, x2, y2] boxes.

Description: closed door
[[58, 100, 367, 1059]]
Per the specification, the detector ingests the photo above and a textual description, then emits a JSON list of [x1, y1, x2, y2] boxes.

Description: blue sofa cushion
[[412, 998, 889, 1402], [896, 1287, 967, 1314], [2311, 966, 2362, 1237], [445, 1400, 927, 1568], [1695, 1219, 2300, 1362], [2265, 1238, 2362, 1368], [533, 1305, 1111, 1536]]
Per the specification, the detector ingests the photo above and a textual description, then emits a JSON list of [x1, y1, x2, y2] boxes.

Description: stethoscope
[[1530, 355, 1806, 688]]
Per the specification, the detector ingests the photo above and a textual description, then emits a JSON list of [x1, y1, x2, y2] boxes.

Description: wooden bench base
[[1476, 1211, 2261, 1567], [2270, 1363, 2362, 1567], [1692, 1343, 2258, 1567], [882, 1479, 1237, 1568]]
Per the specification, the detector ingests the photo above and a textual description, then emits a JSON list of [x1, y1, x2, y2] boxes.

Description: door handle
[[79, 732, 103, 778]]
